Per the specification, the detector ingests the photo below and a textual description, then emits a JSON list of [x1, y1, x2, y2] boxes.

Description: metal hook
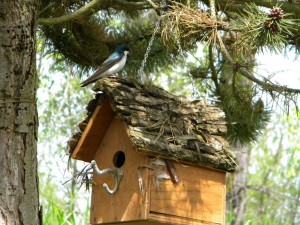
[[91, 160, 124, 195]]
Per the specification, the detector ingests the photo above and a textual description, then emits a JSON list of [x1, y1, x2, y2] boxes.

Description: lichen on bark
[[0, 1, 41, 224]]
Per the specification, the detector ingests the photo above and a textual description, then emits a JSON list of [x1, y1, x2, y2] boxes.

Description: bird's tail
[[80, 72, 106, 87], [80, 79, 93, 87], [80, 76, 98, 87]]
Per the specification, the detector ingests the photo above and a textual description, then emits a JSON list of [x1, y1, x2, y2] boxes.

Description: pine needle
[[160, 1, 229, 48]]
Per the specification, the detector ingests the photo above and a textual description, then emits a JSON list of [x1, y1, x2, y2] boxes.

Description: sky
[[256, 50, 300, 89]]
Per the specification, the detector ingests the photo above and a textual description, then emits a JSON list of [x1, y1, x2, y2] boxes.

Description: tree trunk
[[226, 142, 251, 225], [0, 1, 41, 224]]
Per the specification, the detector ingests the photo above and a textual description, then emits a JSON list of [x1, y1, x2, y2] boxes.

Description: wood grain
[[91, 219, 217, 225], [149, 163, 226, 225], [90, 117, 150, 224], [71, 97, 114, 162], [149, 212, 223, 225]]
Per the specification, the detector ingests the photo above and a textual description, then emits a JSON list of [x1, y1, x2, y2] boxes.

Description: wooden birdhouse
[[68, 77, 237, 225]]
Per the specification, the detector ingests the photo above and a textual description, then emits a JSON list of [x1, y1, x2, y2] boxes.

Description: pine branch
[[237, 0, 300, 18], [38, 0, 157, 25], [115, 0, 158, 8], [216, 31, 300, 94], [209, 0, 217, 18], [38, 0, 104, 25], [209, 44, 218, 87], [207, 0, 219, 93], [204, 0, 300, 18], [143, 0, 159, 9]]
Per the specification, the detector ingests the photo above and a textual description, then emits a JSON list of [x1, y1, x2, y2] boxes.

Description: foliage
[[39, 1, 175, 79], [35, 1, 300, 224], [40, 177, 89, 225], [37, 38, 92, 224], [161, 1, 228, 48], [234, 4, 300, 53], [37, 0, 300, 144], [246, 111, 300, 224]]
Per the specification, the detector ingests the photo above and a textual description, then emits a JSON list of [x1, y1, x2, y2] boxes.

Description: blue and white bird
[[80, 44, 130, 87]]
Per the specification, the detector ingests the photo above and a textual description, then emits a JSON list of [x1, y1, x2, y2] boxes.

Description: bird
[[80, 44, 130, 87]]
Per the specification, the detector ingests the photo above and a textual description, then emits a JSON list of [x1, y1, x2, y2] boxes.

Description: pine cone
[[264, 20, 280, 32], [268, 7, 284, 20]]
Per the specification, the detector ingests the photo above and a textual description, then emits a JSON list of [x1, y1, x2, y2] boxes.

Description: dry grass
[[161, 2, 229, 47]]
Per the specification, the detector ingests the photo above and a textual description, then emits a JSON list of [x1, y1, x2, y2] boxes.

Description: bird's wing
[[80, 53, 122, 87]]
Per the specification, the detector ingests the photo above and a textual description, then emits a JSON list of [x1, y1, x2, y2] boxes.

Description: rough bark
[[226, 142, 250, 225], [104, 77, 237, 172], [69, 77, 238, 172], [0, 1, 40, 224]]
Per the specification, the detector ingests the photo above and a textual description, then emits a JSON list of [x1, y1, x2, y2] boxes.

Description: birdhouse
[[68, 77, 237, 225]]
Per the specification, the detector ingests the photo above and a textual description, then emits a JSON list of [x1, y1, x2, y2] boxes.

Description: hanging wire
[[137, 0, 200, 100], [137, 0, 167, 82]]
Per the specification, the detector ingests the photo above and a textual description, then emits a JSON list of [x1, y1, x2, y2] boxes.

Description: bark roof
[[68, 77, 237, 172]]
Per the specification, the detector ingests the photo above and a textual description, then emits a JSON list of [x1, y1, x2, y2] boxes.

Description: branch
[[237, 0, 300, 16], [38, 0, 160, 25], [144, 0, 159, 9], [115, 0, 158, 8], [209, 44, 218, 85], [247, 185, 297, 201], [201, 0, 300, 20], [215, 31, 300, 94], [38, 0, 104, 25], [214, 0, 300, 19]]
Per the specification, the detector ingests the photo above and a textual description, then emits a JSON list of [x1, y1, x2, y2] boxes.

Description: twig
[[208, 44, 220, 95], [216, 31, 300, 94], [145, 0, 159, 9]]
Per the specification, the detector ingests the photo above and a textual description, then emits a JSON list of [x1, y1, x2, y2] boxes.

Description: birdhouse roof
[[69, 77, 237, 172]]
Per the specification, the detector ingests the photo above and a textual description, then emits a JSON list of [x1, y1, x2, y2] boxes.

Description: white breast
[[107, 51, 129, 74]]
